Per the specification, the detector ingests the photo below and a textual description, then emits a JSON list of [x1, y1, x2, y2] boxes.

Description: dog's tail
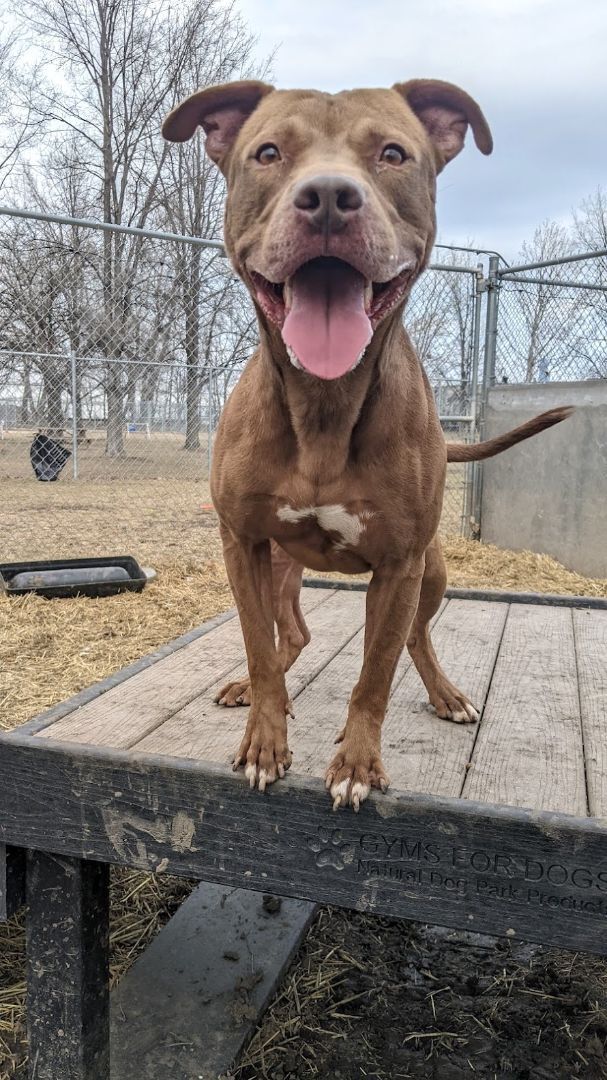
[[447, 406, 574, 463]]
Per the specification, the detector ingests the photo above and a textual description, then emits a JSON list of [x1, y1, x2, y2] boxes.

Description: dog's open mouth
[[250, 256, 414, 380]]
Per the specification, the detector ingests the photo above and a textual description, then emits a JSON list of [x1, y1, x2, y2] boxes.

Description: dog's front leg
[[221, 526, 292, 790], [326, 556, 424, 811]]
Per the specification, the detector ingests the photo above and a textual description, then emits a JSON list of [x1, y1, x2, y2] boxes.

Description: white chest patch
[[277, 503, 373, 551]]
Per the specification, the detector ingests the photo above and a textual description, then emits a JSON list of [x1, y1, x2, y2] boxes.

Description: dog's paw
[[232, 717, 292, 792], [429, 688, 479, 725], [325, 742, 389, 812], [215, 679, 294, 716], [214, 677, 252, 707]]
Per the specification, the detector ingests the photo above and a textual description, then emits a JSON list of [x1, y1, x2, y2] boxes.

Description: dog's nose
[[293, 174, 365, 233]]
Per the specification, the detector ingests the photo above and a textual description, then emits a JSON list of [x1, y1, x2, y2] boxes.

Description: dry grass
[[0, 429, 211, 483], [0, 468, 465, 566], [0, 478, 221, 567], [443, 536, 607, 597], [0, 560, 231, 733], [1, 490, 606, 1077]]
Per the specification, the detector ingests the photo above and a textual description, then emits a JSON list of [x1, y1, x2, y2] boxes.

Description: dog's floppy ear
[[162, 80, 274, 167], [394, 79, 492, 169]]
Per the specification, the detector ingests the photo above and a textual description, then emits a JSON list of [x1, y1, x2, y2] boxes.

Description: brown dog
[[163, 78, 570, 811]]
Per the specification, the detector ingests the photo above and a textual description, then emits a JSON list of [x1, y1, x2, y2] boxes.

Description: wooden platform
[[14, 583, 607, 816], [2, 583, 607, 1079], [2, 585, 607, 950]]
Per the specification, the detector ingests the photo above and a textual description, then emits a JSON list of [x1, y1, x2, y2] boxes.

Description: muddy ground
[[232, 909, 607, 1079]]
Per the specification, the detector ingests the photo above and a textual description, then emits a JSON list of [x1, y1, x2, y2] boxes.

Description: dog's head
[[163, 79, 492, 380]]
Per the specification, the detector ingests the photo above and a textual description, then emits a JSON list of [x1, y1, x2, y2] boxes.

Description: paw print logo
[[307, 826, 355, 871]]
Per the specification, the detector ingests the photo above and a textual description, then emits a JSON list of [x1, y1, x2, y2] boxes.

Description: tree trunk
[[184, 367, 202, 450], [19, 364, 35, 424], [105, 373, 125, 457], [43, 370, 64, 430]]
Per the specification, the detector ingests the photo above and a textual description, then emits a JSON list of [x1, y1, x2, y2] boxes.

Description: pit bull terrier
[[163, 78, 571, 811]]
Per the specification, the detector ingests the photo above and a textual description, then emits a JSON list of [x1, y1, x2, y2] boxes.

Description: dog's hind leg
[[407, 536, 478, 724], [215, 541, 310, 707]]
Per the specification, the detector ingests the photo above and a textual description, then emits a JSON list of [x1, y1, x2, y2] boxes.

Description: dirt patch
[[232, 910, 607, 1080]]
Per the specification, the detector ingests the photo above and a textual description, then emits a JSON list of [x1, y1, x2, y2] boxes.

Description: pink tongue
[[282, 258, 372, 379]]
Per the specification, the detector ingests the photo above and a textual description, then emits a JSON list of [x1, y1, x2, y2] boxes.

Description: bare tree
[[155, 5, 268, 450], [0, 19, 43, 193], [440, 247, 480, 409], [500, 220, 576, 382], [573, 188, 607, 251], [16, 0, 262, 455], [407, 270, 451, 373], [570, 188, 607, 378], [0, 216, 71, 427]]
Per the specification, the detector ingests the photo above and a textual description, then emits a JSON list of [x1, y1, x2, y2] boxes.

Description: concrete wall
[[480, 381, 607, 579]]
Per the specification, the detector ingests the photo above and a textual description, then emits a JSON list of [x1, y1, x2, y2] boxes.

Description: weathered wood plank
[[0, 843, 25, 920], [2, 737, 606, 955], [135, 589, 366, 759], [573, 609, 607, 816], [39, 587, 335, 750], [382, 599, 508, 797], [301, 578, 607, 610], [26, 851, 110, 1080], [13, 608, 239, 738], [111, 883, 316, 1080], [463, 605, 586, 816]]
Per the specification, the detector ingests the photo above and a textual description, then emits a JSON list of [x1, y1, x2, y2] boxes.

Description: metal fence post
[[70, 351, 79, 480], [468, 263, 484, 432], [471, 255, 501, 536], [482, 255, 500, 394], [461, 264, 485, 536], [207, 360, 213, 477]]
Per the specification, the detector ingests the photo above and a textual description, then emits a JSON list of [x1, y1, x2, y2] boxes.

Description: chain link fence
[[2, 207, 603, 568], [493, 250, 607, 384], [0, 209, 253, 567], [0, 209, 485, 566]]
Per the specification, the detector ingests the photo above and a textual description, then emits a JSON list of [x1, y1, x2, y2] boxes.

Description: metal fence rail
[[0, 206, 604, 567]]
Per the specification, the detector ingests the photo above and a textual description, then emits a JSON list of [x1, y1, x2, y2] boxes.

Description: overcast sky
[[232, 0, 607, 261]]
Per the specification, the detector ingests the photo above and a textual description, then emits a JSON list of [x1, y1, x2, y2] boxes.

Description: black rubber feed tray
[[0, 557, 155, 599]]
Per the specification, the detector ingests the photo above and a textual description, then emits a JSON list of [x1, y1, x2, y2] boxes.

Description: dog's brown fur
[[163, 78, 571, 810]]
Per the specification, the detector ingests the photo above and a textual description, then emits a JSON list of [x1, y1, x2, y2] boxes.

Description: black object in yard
[[0, 556, 154, 599], [30, 433, 71, 481]]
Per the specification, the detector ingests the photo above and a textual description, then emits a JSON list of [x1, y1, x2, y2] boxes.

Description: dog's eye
[[380, 144, 407, 166], [256, 143, 281, 165]]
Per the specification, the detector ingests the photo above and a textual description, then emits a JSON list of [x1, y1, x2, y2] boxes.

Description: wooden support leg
[[26, 851, 110, 1080], [0, 844, 26, 920]]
